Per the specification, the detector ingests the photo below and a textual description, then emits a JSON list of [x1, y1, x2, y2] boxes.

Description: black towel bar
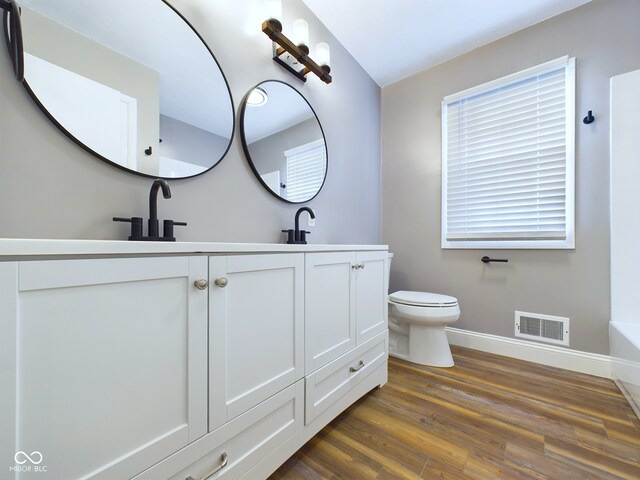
[[481, 256, 508, 263]]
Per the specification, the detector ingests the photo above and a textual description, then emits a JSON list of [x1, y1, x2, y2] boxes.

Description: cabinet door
[[209, 254, 304, 431], [355, 251, 389, 344], [0, 257, 208, 480], [305, 252, 356, 374]]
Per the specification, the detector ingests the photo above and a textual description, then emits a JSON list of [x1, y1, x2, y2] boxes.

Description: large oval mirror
[[240, 80, 327, 203], [14, 0, 234, 178]]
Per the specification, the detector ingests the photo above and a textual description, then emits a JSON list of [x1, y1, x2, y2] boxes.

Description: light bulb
[[316, 42, 330, 67], [247, 87, 268, 107], [292, 19, 309, 48]]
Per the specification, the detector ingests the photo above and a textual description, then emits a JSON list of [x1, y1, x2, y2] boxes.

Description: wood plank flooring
[[269, 346, 640, 480]]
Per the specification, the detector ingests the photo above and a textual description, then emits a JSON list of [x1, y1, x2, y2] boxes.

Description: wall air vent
[[515, 311, 569, 346]]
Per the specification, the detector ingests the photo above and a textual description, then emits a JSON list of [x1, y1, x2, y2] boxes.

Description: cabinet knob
[[351, 264, 359, 269], [360, 263, 365, 269], [193, 279, 208, 290], [214, 277, 229, 288]]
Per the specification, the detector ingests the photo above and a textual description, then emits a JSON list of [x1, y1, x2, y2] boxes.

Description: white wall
[[0, 0, 381, 245]]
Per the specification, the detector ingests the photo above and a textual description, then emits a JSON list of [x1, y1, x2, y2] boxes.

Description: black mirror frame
[[3, 0, 235, 180], [239, 79, 328, 204]]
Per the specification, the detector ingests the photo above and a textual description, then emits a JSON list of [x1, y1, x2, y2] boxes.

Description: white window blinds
[[285, 139, 326, 202], [442, 57, 575, 249]]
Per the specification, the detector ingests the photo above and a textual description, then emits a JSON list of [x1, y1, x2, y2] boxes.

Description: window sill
[[441, 238, 575, 250]]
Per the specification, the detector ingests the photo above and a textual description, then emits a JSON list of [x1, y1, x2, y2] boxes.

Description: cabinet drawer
[[305, 330, 388, 424], [167, 381, 303, 480]]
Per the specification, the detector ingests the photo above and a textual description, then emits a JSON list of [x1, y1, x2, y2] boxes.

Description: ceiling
[[244, 82, 315, 144], [302, 0, 592, 87]]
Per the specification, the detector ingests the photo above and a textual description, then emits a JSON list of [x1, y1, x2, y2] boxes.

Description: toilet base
[[409, 324, 454, 367], [389, 325, 454, 367]]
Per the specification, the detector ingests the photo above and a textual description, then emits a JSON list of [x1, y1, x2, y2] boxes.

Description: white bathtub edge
[[610, 322, 640, 419]]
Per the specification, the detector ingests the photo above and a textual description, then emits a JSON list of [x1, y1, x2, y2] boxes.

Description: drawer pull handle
[[186, 452, 228, 480], [214, 277, 229, 288], [193, 279, 208, 290], [350, 360, 365, 373]]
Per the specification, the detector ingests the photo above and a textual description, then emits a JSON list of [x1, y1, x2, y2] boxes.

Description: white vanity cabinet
[[303, 251, 389, 425], [0, 256, 209, 480], [208, 254, 304, 430], [354, 251, 389, 344], [304, 251, 389, 373], [304, 252, 357, 373], [0, 241, 389, 480]]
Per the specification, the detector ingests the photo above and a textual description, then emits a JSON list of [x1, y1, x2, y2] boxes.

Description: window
[[441, 56, 575, 249], [285, 139, 326, 202]]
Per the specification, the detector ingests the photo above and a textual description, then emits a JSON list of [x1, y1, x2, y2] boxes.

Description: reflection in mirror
[[16, 0, 234, 178], [240, 81, 327, 203]]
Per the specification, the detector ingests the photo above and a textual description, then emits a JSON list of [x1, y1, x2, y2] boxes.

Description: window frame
[[441, 56, 576, 250]]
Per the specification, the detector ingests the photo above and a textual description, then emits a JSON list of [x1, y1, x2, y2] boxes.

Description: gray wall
[[381, 0, 640, 355], [249, 117, 322, 189], [0, 0, 381, 244], [159, 114, 230, 169]]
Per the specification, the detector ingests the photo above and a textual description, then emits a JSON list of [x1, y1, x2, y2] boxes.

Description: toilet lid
[[389, 290, 458, 307]]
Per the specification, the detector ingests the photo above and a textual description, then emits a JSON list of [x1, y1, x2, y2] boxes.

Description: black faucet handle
[[281, 229, 295, 244], [113, 217, 143, 240], [163, 220, 187, 242], [300, 230, 311, 244]]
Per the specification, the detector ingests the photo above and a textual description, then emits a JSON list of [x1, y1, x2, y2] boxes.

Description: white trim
[[120, 93, 138, 170], [446, 327, 611, 378], [443, 56, 570, 103]]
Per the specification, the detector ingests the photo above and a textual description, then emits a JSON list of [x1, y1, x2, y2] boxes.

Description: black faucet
[[113, 178, 187, 241], [282, 207, 315, 244], [149, 178, 171, 238]]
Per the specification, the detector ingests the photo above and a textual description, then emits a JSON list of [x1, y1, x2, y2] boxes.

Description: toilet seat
[[389, 290, 458, 308]]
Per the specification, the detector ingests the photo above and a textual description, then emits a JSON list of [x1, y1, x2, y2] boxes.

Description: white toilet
[[388, 290, 460, 367]]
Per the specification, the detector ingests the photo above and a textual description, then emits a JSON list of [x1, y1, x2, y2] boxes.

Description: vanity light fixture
[[262, 0, 332, 84], [247, 87, 268, 106]]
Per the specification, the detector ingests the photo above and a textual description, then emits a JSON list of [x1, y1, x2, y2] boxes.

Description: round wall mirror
[[14, 0, 234, 178], [240, 80, 327, 203]]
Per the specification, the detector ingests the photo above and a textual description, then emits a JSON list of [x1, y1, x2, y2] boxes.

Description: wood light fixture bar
[[262, 19, 332, 84]]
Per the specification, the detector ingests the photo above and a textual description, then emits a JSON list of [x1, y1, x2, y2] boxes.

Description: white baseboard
[[446, 327, 612, 379]]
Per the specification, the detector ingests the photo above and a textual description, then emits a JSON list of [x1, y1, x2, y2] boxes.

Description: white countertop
[[0, 239, 388, 259]]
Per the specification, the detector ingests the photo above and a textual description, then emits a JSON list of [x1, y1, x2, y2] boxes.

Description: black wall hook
[[144, 146, 153, 156], [583, 110, 595, 124]]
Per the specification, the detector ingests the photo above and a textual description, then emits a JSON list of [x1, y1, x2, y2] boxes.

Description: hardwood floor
[[270, 346, 640, 480]]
